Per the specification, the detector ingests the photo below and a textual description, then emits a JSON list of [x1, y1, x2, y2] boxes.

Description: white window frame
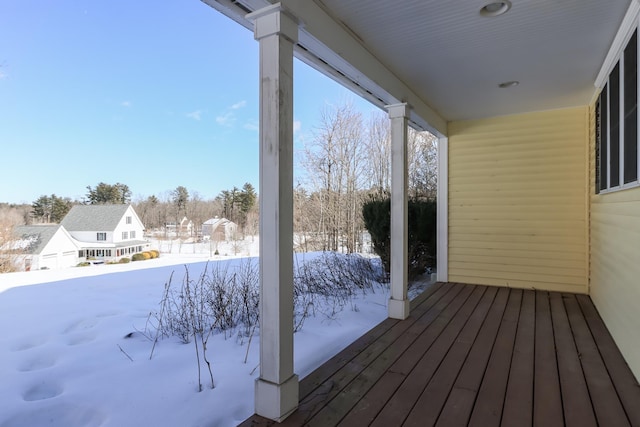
[[596, 7, 640, 194]]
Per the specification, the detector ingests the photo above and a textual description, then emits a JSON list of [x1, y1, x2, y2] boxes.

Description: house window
[[597, 30, 639, 193], [624, 30, 638, 183], [126, 216, 132, 224], [97, 232, 106, 241], [122, 231, 128, 240], [130, 231, 136, 239]]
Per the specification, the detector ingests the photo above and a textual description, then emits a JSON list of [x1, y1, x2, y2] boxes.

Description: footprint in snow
[[0, 403, 106, 427], [16, 354, 57, 372], [65, 332, 97, 346], [96, 310, 123, 318], [9, 336, 47, 352], [62, 317, 99, 334], [22, 382, 64, 402]]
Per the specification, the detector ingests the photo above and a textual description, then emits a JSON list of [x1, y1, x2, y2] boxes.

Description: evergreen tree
[[238, 182, 257, 234], [239, 182, 256, 213], [31, 194, 73, 223], [31, 195, 52, 223], [50, 196, 73, 222], [216, 183, 258, 233], [171, 186, 189, 215], [86, 182, 131, 204]]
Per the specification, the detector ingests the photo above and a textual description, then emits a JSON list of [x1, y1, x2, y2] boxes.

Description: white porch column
[[247, 3, 299, 422], [387, 103, 410, 320], [437, 137, 448, 282]]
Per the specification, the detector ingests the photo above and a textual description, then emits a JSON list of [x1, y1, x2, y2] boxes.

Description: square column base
[[255, 374, 299, 422], [388, 297, 410, 320]]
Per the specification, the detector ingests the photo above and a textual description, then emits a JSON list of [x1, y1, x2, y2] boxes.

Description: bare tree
[[408, 129, 438, 199], [186, 191, 209, 239], [366, 112, 391, 196], [0, 206, 26, 273], [157, 191, 173, 238], [302, 100, 368, 253], [243, 202, 259, 242], [171, 186, 190, 236], [133, 195, 160, 231], [363, 113, 437, 200], [297, 101, 438, 256]]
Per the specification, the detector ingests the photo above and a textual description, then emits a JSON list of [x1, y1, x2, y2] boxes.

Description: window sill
[[597, 180, 640, 195]]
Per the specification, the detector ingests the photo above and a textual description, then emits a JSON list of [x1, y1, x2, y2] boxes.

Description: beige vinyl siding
[[589, 102, 640, 380], [448, 107, 589, 293]]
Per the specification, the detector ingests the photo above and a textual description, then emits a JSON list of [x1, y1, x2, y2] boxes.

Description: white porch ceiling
[[203, 0, 631, 131]]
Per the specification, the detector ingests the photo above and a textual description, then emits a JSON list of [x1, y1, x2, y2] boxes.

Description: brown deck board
[[436, 287, 510, 426], [402, 286, 498, 427], [468, 288, 522, 427], [238, 283, 640, 427], [369, 285, 486, 427], [309, 283, 471, 426], [501, 289, 536, 427], [534, 291, 564, 426], [334, 283, 473, 426], [280, 282, 464, 426], [297, 281, 445, 400], [576, 294, 640, 427], [550, 293, 597, 427], [564, 294, 631, 427]]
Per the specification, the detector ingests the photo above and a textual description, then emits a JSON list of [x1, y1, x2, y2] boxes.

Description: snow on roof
[[203, 217, 234, 226], [11, 225, 61, 254]]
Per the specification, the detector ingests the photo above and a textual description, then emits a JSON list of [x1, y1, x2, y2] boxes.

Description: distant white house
[[3, 204, 151, 272], [10, 225, 79, 271], [165, 216, 194, 237], [202, 217, 237, 241], [61, 204, 150, 260]]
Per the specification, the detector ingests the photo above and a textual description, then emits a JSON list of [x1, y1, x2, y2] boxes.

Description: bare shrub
[[293, 252, 384, 330], [147, 253, 385, 391], [0, 206, 27, 273]]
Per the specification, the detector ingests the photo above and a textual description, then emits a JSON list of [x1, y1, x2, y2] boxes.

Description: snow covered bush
[[149, 252, 385, 340], [146, 253, 386, 391], [293, 252, 385, 331]]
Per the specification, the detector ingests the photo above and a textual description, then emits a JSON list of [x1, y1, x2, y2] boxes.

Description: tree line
[[24, 182, 258, 239], [3, 100, 437, 253]]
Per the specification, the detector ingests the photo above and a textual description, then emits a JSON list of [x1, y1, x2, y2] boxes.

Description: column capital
[[386, 102, 411, 119], [247, 3, 299, 43]]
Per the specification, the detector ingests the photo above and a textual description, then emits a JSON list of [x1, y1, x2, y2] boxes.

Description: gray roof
[[13, 225, 61, 255], [61, 204, 131, 232]]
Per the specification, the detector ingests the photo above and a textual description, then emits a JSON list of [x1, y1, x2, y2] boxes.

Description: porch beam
[[388, 103, 410, 320], [201, 0, 447, 137], [247, 3, 299, 422], [279, 0, 447, 137]]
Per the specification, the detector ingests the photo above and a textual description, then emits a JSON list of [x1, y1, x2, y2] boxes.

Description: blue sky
[[0, 0, 377, 205]]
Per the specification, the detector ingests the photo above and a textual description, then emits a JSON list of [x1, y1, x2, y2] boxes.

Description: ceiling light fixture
[[480, 1, 512, 17], [498, 80, 519, 88]]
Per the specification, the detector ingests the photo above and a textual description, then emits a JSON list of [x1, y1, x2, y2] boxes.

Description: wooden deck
[[239, 282, 640, 427]]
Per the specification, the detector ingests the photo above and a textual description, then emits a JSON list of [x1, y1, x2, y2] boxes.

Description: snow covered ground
[[0, 239, 422, 427]]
